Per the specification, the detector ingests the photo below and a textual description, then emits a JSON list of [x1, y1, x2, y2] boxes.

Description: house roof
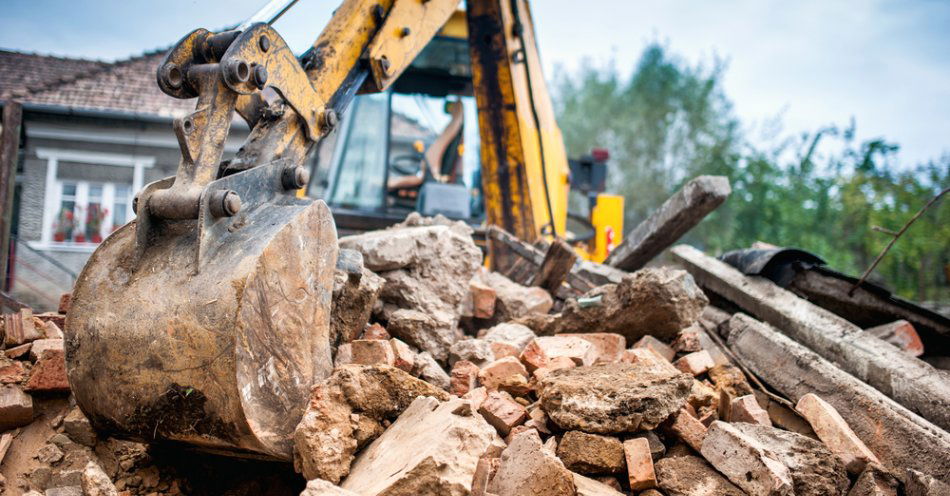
[[0, 49, 195, 118]]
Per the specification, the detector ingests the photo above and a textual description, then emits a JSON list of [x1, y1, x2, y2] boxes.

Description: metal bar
[[238, 0, 300, 31], [0, 290, 28, 311]]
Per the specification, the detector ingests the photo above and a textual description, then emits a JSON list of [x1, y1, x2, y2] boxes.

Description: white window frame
[[32, 148, 155, 252]]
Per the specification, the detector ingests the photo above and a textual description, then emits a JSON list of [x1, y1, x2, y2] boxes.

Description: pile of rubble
[[1, 213, 948, 495]]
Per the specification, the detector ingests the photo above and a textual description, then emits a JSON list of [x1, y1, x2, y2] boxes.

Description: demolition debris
[[0, 212, 948, 496]]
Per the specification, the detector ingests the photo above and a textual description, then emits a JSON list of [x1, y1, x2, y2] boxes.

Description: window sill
[[27, 241, 99, 253]]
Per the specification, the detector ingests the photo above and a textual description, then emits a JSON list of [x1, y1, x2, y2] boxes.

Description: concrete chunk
[[655, 454, 746, 496], [549, 268, 708, 342], [342, 396, 505, 496], [701, 421, 849, 496], [720, 313, 950, 486], [539, 362, 692, 434], [847, 464, 899, 496], [293, 365, 450, 483], [300, 479, 360, 496], [700, 421, 794, 496], [479, 322, 537, 351], [487, 429, 575, 496], [572, 472, 624, 496], [672, 244, 950, 432], [475, 270, 554, 321]]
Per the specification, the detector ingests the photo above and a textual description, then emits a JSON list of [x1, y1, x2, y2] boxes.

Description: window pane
[[88, 184, 103, 201], [115, 185, 131, 201], [62, 182, 77, 198], [112, 203, 127, 231], [328, 92, 389, 210], [85, 202, 105, 242], [54, 200, 76, 242]]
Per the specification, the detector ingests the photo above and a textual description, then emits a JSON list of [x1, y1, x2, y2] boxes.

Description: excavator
[[65, 0, 624, 461]]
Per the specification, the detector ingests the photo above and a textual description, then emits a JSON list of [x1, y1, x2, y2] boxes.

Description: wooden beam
[[0, 101, 22, 290], [671, 244, 950, 432], [606, 176, 730, 271], [722, 313, 950, 486], [531, 239, 577, 294]]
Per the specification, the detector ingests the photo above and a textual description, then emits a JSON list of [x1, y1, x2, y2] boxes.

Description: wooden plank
[[671, 244, 950, 432], [723, 313, 950, 486], [606, 176, 730, 271], [485, 226, 595, 295], [0, 101, 22, 289], [531, 239, 577, 294]]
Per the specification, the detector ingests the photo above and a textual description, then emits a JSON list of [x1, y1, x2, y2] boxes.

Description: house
[[0, 49, 249, 309]]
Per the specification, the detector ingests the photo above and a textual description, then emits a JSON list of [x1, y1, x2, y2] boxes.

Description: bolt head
[[222, 191, 242, 216], [259, 35, 270, 52], [253, 65, 268, 89]]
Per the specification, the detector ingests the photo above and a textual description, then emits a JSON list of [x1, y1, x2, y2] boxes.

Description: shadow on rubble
[[146, 444, 304, 496]]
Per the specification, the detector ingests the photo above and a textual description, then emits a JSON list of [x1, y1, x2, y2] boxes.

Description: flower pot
[[75, 234, 86, 243], [54, 232, 66, 242], [91, 234, 103, 243]]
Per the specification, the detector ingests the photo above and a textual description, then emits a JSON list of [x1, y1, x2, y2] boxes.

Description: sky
[[1, 0, 948, 167]]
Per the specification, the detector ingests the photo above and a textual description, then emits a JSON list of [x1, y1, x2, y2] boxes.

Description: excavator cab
[[310, 17, 486, 234]]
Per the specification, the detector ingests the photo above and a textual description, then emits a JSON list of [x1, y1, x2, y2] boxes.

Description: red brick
[[389, 338, 415, 372], [478, 356, 528, 391], [24, 348, 70, 393], [623, 437, 657, 491], [531, 356, 576, 381], [349, 339, 395, 366], [29, 339, 63, 362], [3, 309, 42, 347], [559, 333, 626, 363], [361, 323, 390, 340], [519, 339, 548, 372], [666, 408, 707, 452], [58, 292, 72, 314], [450, 360, 480, 396], [865, 320, 923, 357], [0, 359, 27, 384], [673, 350, 715, 376], [478, 391, 527, 436], [730, 394, 771, 426], [621, 348, 680, 375], [490, 341, 520, 360], [671, 325, 703, 353], [796, 393, 880, 474], [470, 281, 497, 320], [632, 335, 676, 362], [4, 343, 31, 359], [463, 386, 488, 411]]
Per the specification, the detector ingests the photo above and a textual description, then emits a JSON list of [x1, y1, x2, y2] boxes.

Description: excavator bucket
[[65, 162, 338, 461], [64, 23, 341, 461]]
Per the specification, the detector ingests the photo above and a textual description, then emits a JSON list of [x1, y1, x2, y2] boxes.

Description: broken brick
[[29, 339, 64, 362], [477, 356, 528, 391], [0, 385, 33, 430], [349, 339, 395, 366], [24, 348, 70, 393], [558, 333, 626, 364], [361, 323, 390, 340], [665, 408, 707, 453], [478, 391, 528, 436], [489, 341, 520, 360], [449, 360, 480, 396], [673, 350, 715, 376], [524, 336, 597, 370], [631, 335, 676, 362], [3, 309, 42, 347], [730, 394, 772, 426], [671, 324, 703, 353], [463, 386, 488, 411], [4, 343, 30, 359], [0, 358, 27, 384], [470, 281, 497, 319], [532, 356, 576, 381], [864, 320, 923, 357], [622, 437, 657, 491], [796, 393, 880, 474], [389, 338, 415, 373]]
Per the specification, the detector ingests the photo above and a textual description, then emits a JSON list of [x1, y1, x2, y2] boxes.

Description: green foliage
[[553, 43, 949, 302]]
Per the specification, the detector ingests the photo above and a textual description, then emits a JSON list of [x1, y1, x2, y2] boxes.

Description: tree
[[553, 43, 949, 302]]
